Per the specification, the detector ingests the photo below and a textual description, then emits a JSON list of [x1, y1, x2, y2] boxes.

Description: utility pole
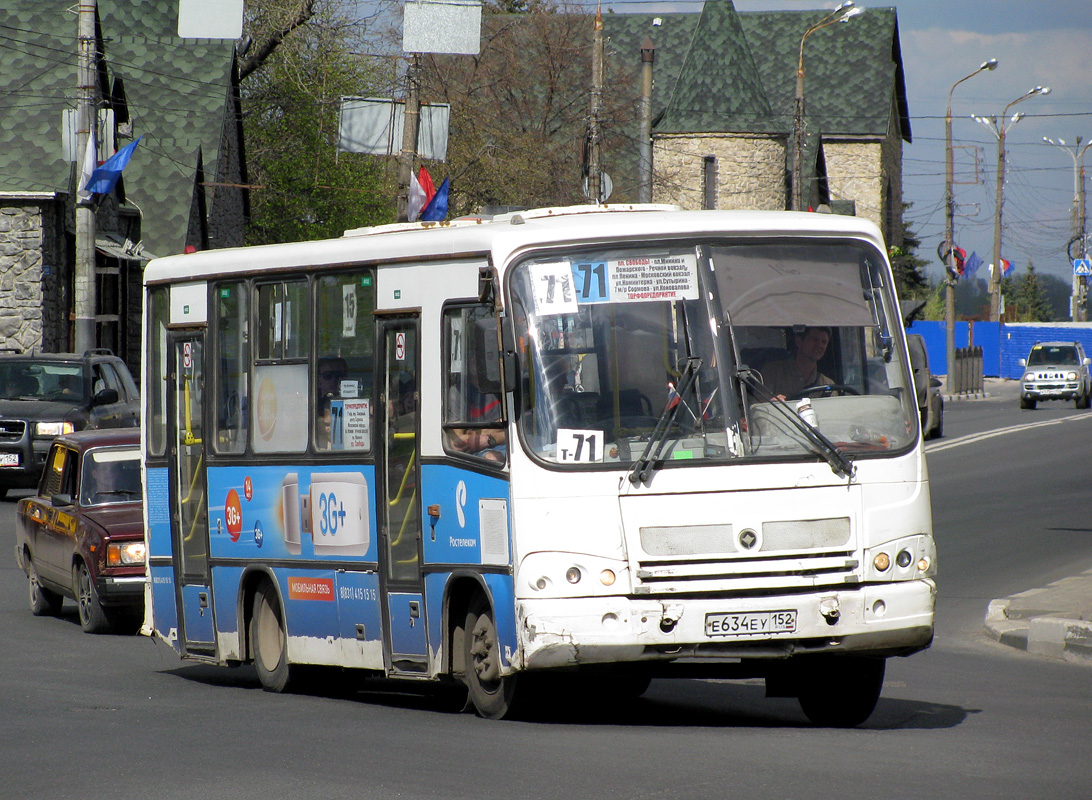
[[944, 60, 996, 384], [637, 37, 654, 204], [791, 3, 861, 211], [974, 85, 1050, 321], [74, 0, 98, 353], [396, 54, 421, 222], [587, 2, 603, 205], [1043, 135, 1091, 321]]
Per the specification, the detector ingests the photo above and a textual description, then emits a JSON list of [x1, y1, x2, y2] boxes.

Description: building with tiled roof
[[602, 2, 910, 246], [0, 0, 246, 369]]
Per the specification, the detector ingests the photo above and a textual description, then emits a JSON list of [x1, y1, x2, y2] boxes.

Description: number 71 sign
[[556, 428, 603, 463]]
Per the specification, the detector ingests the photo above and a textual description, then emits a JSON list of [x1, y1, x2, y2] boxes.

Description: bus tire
[[464, 597, 519, 719], [251, 582, 295, 693], [797, 656, 885, 727]]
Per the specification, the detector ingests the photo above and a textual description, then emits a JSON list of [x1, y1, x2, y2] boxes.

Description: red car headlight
[[107, 541, 146, 566]]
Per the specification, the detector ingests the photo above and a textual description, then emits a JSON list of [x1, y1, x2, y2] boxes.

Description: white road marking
[[924, 413, 1092, 453]]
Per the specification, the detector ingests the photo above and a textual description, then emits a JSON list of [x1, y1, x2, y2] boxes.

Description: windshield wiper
[[737, 369, 856, 480], [629, 357, 702, 484]]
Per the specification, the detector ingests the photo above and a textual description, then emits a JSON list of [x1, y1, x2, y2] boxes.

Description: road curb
[[985, 595, 1092, 666]]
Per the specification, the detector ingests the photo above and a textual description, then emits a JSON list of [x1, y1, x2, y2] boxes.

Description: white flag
[[407, 169, 427, 222], [76, 131, 97, 202]]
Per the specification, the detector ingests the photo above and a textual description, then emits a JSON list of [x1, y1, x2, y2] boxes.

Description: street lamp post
[[1042, 135, 1092, 321], [792, 2, 863, 211], [973, 85, 1051, 321], [944, 59, 997, 384]]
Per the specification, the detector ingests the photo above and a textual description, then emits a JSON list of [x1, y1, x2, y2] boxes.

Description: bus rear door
[[168, 331, 215, 657]]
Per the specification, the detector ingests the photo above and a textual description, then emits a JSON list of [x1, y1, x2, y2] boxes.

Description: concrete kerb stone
[[984, 571, 1092, 666]]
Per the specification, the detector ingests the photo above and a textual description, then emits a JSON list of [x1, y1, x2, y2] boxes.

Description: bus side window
[[442, 304, 506, 464], [313, 270, 376, 453], [212, 280, 248, 455]]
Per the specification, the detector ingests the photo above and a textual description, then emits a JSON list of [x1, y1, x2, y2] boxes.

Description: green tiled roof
[[0, 1, 237, 256], [739, 7, 910, 142], [603, 3, 907, 142]]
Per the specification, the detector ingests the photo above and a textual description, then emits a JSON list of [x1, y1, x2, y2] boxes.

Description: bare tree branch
[[239, 0, 318, 81]]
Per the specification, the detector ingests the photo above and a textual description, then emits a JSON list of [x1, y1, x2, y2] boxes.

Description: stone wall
[[0, 205, 45, 352], [652, 134, 786, 211]]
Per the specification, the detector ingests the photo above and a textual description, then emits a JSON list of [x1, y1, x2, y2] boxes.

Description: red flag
[[418, 166, 436, 204]]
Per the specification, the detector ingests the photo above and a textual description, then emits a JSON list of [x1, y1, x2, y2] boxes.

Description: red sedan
[[14, 428, 145, 634]]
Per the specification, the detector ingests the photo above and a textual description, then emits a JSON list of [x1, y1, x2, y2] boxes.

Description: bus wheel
[[251, 583, 294, 693], [464, 597, 519, 719], [797, 656, 885, 727]]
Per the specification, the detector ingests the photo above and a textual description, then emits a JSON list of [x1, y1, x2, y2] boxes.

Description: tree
[[888, 209, 930, 300], [417, 2, 640, 215], [241, 0, 396, 243], [1001, 263, 1054, 322]]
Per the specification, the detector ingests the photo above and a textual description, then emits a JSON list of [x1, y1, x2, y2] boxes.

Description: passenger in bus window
[[317, 356, 348, 399], [761, 326, 833, 400], [446, 427, 506, 462]]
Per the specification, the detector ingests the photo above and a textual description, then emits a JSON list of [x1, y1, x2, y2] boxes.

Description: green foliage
[[888, 212, 930, 300], [241, 1, 396, 244], [1001, 263, 1054, 322], [922, 280, 946, 321]]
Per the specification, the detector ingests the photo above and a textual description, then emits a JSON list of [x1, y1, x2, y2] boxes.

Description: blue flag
[[963, 250, 982, 280], [420, 177, 449, 221], [82, 135, 143, 196]]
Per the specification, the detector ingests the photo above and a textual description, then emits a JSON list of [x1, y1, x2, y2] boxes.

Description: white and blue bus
[[142, 205, 935, 726]]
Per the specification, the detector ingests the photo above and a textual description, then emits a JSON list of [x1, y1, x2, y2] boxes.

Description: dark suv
[[0, 350, 140, 498]]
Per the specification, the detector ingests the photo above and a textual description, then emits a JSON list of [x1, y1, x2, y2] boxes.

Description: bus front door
[[378, 317, 429, 675], [168, 332, 215, 657]]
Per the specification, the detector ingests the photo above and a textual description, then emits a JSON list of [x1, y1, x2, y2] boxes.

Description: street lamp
[[1042, 135, 1092, 320], [972, 85, 1051, 321], [944, 59, 997, 384], [792, 2, 864, 211]]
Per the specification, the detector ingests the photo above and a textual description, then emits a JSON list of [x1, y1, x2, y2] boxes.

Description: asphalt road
[[3, 381, 1090, 800]]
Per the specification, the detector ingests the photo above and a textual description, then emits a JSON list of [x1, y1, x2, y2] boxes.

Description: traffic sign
[[1074, 259, 1092, 276]]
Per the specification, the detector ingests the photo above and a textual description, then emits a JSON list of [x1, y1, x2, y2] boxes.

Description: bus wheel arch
[[248, 577, 296, 693], [463, 592, 521, 719]]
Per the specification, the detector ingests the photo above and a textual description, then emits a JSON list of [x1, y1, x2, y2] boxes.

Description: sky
[[589, 0, 1092, 285]]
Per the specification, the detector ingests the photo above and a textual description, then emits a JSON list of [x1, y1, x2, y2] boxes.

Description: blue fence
[[904, 321, 1092, 379]]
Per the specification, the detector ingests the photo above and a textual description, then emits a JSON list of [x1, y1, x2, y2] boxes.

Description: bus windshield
[[509, 238, 917, 469]]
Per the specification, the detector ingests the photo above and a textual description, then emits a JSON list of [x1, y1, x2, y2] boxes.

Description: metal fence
[[949, 346, 983, 394]]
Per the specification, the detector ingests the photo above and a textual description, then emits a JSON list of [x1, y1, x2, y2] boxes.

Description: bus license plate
[[705, 610, 797, 636], [0, 453, 19, 467]]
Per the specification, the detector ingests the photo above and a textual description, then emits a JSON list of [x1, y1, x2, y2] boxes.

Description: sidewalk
[[985, 569, 1092, 665], [940, 375, 1019, 403]]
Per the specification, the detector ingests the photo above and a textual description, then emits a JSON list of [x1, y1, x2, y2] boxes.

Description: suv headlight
[[1066, 371, 1079, 381], [107, 541, 147, 566], [35, 421, 75, 437]]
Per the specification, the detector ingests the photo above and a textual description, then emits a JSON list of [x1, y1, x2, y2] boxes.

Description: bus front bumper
[[515, 579, 936, 671]]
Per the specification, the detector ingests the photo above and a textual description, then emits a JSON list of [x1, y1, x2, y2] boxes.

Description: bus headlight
[[520, 553, 630, 597], [873, 552, 891, 572]]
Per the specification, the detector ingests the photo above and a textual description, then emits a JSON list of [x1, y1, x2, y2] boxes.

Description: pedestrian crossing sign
[[1075, 259, 1092, 276]]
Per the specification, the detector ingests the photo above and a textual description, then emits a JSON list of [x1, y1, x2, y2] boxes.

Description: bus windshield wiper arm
[[628, 357, 702, 484], [737, 369, 856, 480]]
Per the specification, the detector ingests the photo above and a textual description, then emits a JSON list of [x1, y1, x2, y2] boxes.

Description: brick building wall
[[0, 204, 46, 352], [653, 134, 786, 211]]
